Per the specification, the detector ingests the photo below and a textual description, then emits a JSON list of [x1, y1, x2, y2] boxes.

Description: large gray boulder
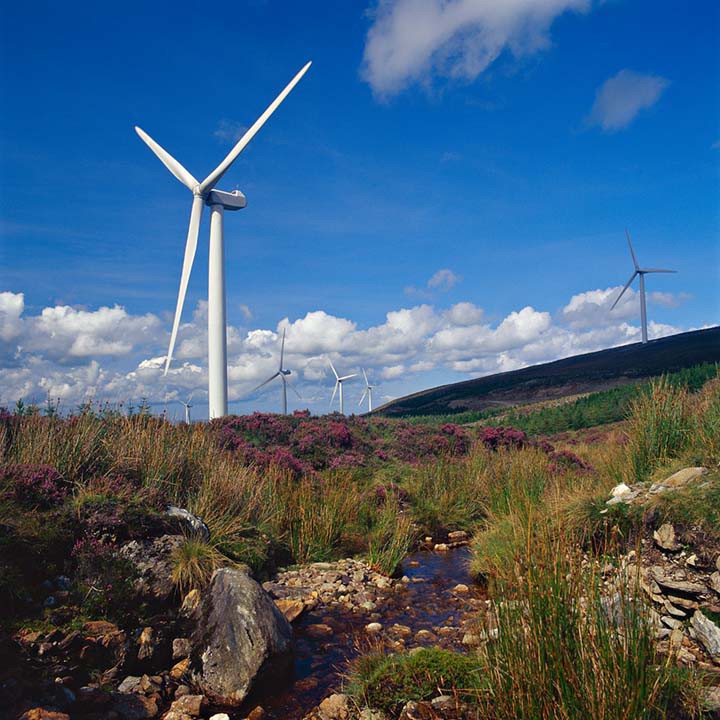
[[191, 567, 292, 706]]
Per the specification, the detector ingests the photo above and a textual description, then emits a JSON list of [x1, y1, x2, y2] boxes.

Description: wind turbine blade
[[625, 229, 639, 270], [198, 61, 312, 194], [359, 389, 368, 405], [339, 373, 358, 381], [279, 328, 286, 371], [330, 380, 339, 408], [642, 269, 677, 274], [135, 127, 198, 190], [284, 374, 303, 400], [251, 372, 281, 394], [610, 272, 637, 311], [328, 359, 339, 380], [165, 195, 204, 374], [362, 368, 369, 386]]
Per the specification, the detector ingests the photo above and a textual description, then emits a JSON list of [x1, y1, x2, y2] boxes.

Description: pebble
[[365, 622, 383, 634]]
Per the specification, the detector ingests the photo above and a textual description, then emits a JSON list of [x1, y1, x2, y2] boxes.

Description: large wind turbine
[[358, 368, 376, 413], [135, 62, 311, 419], [610, 230, 677, 344], [329, 360, 357, 415], [251, 329, 301, 414]]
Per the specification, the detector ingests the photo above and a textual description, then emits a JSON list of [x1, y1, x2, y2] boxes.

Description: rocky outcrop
[[166, 506, 210, 542], [191, 567, 293, 706], [119, 535, 184, 602]]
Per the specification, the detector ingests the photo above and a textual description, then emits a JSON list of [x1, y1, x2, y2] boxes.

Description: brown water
[[238, 547, 484, 719]]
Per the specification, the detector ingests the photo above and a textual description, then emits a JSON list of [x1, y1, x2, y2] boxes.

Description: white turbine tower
[[135, 61, 311, 419], [358, 368, 376, 413], [611, 230, 677, 344], [251, 329, 301, 414], [329, 360, 357, 415]]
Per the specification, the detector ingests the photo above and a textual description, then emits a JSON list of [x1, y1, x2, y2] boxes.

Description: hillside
[[375, 326, 720, 417]]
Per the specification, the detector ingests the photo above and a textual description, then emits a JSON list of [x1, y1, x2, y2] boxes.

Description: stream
[[239, 547, 485, 719]]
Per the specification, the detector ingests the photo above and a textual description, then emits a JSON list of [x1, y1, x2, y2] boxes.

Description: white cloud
[[214, 119, 248, 143], [428, 268, 462, 291], [361, 0, 590, 97], [588, 70, 669, 131], [0, 286, 692, 416]]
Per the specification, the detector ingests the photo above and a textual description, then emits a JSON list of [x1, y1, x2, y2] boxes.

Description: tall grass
[[624, 378, 691, 484], [476, 533, 694, 720]]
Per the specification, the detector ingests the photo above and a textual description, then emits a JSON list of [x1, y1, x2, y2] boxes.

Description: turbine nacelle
[[206, 189, 247, 210]]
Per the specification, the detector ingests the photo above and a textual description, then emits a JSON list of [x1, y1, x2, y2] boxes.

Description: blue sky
[[1, 0, 718, 418]]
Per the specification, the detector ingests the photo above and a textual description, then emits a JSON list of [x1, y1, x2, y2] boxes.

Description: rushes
[[477, 534, 686, 720]]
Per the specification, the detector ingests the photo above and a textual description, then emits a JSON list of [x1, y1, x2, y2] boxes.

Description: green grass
[[346, 647, 482, 713]]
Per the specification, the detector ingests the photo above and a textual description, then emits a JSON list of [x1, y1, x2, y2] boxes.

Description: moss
[[346, 647, 482, 713]]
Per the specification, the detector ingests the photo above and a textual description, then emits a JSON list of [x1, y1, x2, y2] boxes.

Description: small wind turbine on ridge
[[610, 229, 677, 344], [358, 368, 376, 413], [134, 61, 312, 419], [251, 329, 302, 414], [329, 360, 357, 415], [177, 397, 192, 424]]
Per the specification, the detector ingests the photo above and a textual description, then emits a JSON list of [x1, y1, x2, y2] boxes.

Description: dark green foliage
[[347, 647, 481, 713], [492, 363, 718, 436]]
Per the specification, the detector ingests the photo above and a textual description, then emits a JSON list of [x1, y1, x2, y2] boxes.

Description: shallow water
[[237, 547, 484, 719]]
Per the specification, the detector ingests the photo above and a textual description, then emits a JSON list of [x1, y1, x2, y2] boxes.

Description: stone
[[166, 506, 210, 541], [306, 624, 333, 638], [170, 658, 190, 681], [19, 711, 70, 720], [274, 598, 305, 623], [431, 695, 454, 710], [710, 572, 720, 594], [664, 594, 699, 611], [434, 543, 448, 552], [663, 599, 688, 618], [180, 589, 201, 617], [247, 707, 266, 720], [365, 622, 382, 634], [175, 685, 191, 698], [651, 574, 706, 596], [702, 686, 720, 713], [209, 715, 231, 720], [191, 567, 292, 706], [119, 535, 185, 602], [462, 632, 480, 646], [653, 524, 680, 551], [610, 483, 633, 497], [172, 637, 192, 660], [653, 466, 707, 492], [318, 693, 350, 720], [448, 530, 468, 541], [137, 627, 157, 661], [358, 710, 388, 720], [84, 620, 119, 636], [166, 695, 206, 717], [118, 676, 142, 693], [453, 583, 469, 593], [110, 692, 159, 719], [691, 611, 720, 659], [391, 624, 412, 637]]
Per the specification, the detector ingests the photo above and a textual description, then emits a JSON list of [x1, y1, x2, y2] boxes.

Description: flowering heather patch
[[1, 464, 68, 509], [215, 412, 473, 472], [478, 425, 528, 451], [548, 449, 594, 474]]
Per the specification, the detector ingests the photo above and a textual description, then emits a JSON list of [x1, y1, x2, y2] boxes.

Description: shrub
[[347, 647, 481, 714], [478, 425, 527, 452], [72, 537, 138, 620], [1, 464, 68, 509]]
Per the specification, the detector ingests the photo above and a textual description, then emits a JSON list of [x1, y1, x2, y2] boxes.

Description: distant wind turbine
[[329, 360, 357, 415], [358, 368, 377, 413], [251, 329, 302, 414], [177, 398, 192, 424], [134, 61, 312, 419], [610, 230, 677, 344]]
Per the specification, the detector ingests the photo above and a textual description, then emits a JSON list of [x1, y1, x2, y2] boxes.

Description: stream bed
[[239, 547, 485, 719]]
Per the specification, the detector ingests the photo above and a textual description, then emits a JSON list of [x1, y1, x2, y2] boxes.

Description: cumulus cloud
[[588, 70, 669, 131], [428, 268, 462, 291], [361, 0, 590, 97], [0, 286, 691, 416]]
